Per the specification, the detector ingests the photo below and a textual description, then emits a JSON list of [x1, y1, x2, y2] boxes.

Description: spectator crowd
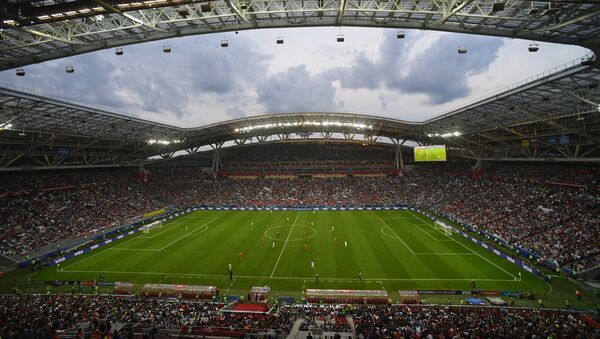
[[1, 161, 598, 273], [0, 294, 598, 339]]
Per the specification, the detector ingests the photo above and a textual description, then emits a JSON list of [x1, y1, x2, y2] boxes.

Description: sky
[[0, 27, 589, 128]]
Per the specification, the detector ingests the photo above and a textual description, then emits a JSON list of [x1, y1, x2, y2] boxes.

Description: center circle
[[264, 225, 318, 241]]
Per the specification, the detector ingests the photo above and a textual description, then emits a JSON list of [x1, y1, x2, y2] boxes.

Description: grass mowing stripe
[[377, 216, 416, 254], [28, 210, 550, 296], [270, 212, 300, 278], [409, 211, 519, 280]]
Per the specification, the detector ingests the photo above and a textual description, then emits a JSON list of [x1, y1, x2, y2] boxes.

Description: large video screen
[[414, 145, 447, 162]]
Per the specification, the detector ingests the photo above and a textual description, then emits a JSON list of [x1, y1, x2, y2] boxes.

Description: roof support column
[[393, 139, 406, 172], [210, 142, 224, 173]]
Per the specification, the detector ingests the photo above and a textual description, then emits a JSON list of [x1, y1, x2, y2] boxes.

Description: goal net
[[143, 220, 162, 233], [434, 220, 453, 236]]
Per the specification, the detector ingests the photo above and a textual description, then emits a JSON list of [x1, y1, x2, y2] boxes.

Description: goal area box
[[141, 283, 218, 299], [306, 289, 389, 304]]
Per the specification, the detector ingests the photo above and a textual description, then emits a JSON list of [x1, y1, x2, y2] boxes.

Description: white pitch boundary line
[[409, 211, 519, 280], [270, 212, 301, 278], [377, 217, 416, 255], [138, 217, 218, 239], [60, 269, 516, 282], [412, 223, 454, 242], [380, 226, 473, 255], [151, 219, 217, 251], [60, 245, 113, 271], [137, 221, 184, 239], [382, 218, 442, 242], [108, 225, 210, 252]]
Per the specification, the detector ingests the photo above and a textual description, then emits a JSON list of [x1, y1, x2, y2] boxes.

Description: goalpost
[[143, 220, 163, 233], [434, 220, 453, 236]]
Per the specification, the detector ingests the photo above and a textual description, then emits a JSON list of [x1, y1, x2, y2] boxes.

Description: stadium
[[1, 0, 600, 338]]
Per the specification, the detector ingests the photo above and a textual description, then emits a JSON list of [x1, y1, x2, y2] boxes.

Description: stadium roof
[[1, 0, 600, 71], [1, 49, 599, 169]]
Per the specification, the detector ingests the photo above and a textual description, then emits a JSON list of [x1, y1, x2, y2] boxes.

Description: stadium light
[[426, 131, 461, 138], [147, 139, 183, 145], [0, 123, 13, 130], [234, 121, 373, 133]]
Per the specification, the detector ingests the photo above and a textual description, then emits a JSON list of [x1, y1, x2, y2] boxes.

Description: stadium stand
[[0, 294, 598, 338], [1, 162, 598, 274]]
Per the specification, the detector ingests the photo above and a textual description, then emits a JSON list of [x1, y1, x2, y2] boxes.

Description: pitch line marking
[[380, 226, 473, 255], [110, 221, 215, 252], [412, 223, 454, 242], [270, 212, 301, 278], [60, 245, 114, 271], [377, 217, 416, 255], [137, 222, 184, 239], [383, 218, 452, 242], [264, 225, 317, 242], [59, 269, 517, 282], [107, 225, 208, 252], [149, 217, 217, 250], [138, 217, 218, 239], [409, 211, 519, 280], [109, 225, 209, 251]]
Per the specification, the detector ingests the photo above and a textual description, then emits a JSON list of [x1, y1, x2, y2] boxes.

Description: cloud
[[257, 65, 337, 113], [0, 35, 272, 123], [0, 28, 585, 124], [329, 31, 504, 105], [394, 34, 503, 104], [328, 52, 380, 89]]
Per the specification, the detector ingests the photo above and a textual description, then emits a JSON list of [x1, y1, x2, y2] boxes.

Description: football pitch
[[32, 210, 548, 296]]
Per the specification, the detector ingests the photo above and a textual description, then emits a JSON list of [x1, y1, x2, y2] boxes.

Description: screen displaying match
[[414, 145, 447, 162]]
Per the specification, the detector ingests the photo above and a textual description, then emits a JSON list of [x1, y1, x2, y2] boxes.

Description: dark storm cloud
[[257, 65, 337, 113], [330, 31, 504, 105]]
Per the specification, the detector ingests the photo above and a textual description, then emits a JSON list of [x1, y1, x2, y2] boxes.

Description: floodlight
[[491, 1, 505, 12], [528, 43, 539, 52]]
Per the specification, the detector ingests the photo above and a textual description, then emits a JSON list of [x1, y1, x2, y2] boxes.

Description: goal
[[434, 220, 453, 236], [143, 220, 162, 233]]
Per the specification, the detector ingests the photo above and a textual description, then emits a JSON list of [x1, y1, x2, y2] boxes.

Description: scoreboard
[[414, 145, 447, 162]]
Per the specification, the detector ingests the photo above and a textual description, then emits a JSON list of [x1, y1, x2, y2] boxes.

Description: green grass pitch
[[29, 210, 550, 297]]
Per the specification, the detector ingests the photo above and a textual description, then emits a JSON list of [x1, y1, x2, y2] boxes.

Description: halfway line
[[270, 212, 300, 277]]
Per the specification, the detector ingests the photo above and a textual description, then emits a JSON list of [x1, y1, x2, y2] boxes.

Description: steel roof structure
[[0, 0, 600, 169], [1, 0, 600, 71], [0, 47, 599, 170]]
